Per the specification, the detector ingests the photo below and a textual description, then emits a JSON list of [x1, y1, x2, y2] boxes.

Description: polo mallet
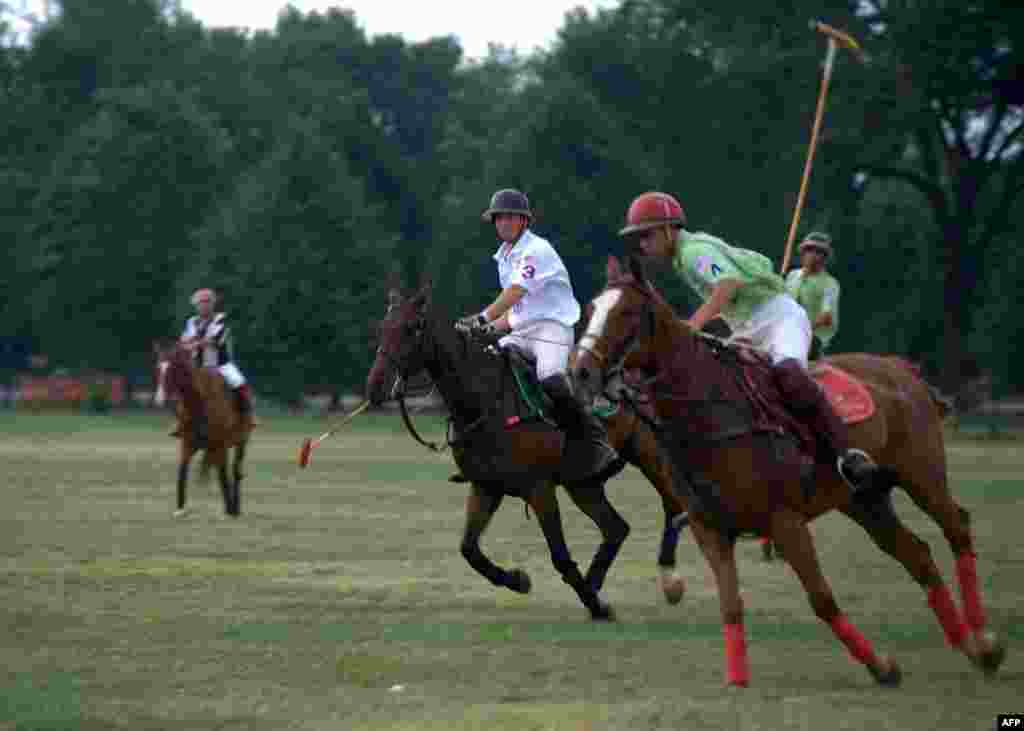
[[780, 20, 865, 274], [297, 399, 371, 468]]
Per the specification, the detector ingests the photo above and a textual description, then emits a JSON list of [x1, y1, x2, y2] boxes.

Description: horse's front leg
[[621, 423, 688, 603], [231, 440, 247, 514], [528, 481, 614, 621], [691, 520, 748, 686], [460, 483, 530, 594], [563, 478, 629, 596], [213, 449, 239, 517], [174, 441, 194, 517]]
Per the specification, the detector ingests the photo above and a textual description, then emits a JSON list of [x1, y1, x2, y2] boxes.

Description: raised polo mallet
[[297, 399, 371, 468], [780, 20, 866, 274]]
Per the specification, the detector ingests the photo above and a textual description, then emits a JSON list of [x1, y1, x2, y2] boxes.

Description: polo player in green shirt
[[786, 232, 840, 360], [619, 191, 881, 501]]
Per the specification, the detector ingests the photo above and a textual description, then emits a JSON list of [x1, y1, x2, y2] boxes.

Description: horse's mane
[[611, 255, 696, 340], [414, 302, 510, 422], [423, 303, 502, 364]]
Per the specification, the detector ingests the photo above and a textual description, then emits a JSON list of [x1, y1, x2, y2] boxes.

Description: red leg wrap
[[927, 583, 969, 647], [829, 614, 879, 666], [724, 623, 750, 686], [955, 551, 986, 632]]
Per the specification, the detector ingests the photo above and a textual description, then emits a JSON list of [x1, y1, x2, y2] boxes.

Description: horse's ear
[[411, 281, 432, 311], [606, 255, 623, 282]]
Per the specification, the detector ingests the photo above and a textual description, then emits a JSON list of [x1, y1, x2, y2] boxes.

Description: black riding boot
[[541, 373, 620, 482], [772, 358, 880, 498]]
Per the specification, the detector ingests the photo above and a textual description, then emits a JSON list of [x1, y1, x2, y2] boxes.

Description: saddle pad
[[810, 363, 876, 425]]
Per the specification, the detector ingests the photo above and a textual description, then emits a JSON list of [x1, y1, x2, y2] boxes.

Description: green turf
[[1, 412, 1022, 730]]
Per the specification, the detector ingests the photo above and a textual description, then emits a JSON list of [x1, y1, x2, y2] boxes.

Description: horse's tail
[[891, 356, 955, 419]]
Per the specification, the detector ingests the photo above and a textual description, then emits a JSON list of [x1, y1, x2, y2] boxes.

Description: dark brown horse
[[365, 285, 691, 619], [155, 341, 251, 517], [570, 256, 1005, 687]]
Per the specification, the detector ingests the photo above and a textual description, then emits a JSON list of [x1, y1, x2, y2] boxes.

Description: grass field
[[2, 410, 1022, 730]]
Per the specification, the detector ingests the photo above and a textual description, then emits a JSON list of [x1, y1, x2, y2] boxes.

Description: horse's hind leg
[[174, 442, 193, 517], [231, 441, 247, 515], [622, 427, 688, 603], [460, 483, 530, 594], [894, 455, 1005, 674], [527, 482, 614, 621], [216, 455, 239, 518], [233, 439, 247, 485], [840, 495, 983, 664], [563, 478, 630, 595], [769, 508, 901, 687], [656, 493, 688, 604]]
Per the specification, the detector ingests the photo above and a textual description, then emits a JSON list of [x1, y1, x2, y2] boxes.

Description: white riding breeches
[[499, 319, 574, 381], [728, 294, 812, 369], [217, 363, 247, 388]]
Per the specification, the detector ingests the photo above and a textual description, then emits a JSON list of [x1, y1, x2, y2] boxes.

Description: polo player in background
[[173, 288, 253, 446], [786, 232, 840, 361]]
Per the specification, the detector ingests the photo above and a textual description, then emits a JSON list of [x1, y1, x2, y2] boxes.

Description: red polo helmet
[[618, 192, 686, 236]]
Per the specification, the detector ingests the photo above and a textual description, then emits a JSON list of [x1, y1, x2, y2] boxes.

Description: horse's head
[[572, 255, 665, 409], [365, 285, 432, 406], [154, 339, 195, 407]]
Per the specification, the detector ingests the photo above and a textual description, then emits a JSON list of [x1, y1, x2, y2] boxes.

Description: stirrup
[[837, 448, 876, 490]]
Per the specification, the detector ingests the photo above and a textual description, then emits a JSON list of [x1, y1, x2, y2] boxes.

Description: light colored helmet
[[190, 288, 216, 306]]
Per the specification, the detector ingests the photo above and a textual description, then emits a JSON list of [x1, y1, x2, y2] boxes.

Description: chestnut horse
[[365, 286, 691, 619], [155, 340, 251, 517], [570, 256, 1005, 687]]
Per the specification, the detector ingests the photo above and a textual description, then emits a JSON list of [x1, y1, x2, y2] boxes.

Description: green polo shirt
[[673, 229, 787, 329], [785, 268, 839, 348]]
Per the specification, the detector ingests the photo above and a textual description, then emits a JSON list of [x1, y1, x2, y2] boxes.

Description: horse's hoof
[[972, 631, 1006, 676], [506, 569, 531, 594], [657, 569, 686, 605], [172, 508, 190, 519], [590, 601, 616, 622], [671, 512, 690, 531], [868, 657, 902, 687]]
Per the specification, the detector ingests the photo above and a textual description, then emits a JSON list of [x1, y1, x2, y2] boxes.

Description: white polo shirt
[[492, 229, 581, 330]]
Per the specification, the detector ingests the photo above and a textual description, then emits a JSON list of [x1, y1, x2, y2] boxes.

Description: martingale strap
[[397, 387, 449, 453]]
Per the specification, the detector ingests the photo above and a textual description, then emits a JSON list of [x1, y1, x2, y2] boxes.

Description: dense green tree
[[0, 0, 1020, 401]]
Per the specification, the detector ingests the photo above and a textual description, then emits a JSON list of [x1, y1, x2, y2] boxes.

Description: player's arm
[[482, 285, 527, 323], [179, 319, 197, 346], [688, 278, 742, 331], [815, 282, 839, 328]]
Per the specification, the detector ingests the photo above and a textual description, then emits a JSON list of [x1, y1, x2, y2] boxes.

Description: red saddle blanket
[[810, 362, 876, 425]]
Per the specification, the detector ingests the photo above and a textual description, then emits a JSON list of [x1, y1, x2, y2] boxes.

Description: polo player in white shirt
[[458, 188, 619, 482]]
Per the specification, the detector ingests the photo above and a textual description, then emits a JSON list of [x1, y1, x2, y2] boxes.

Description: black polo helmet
[[482, 188, 533, 222]]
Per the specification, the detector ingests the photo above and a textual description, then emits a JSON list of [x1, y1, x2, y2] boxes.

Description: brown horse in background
[[571, 256, 1005, 687], [155, 340, 251, 517]]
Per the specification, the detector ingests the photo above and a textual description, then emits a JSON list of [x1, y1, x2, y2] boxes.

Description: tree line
[[1, 0, 1020, 402]]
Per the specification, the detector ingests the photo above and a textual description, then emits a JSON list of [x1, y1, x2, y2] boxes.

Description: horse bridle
[[575, 281, 659, 402], [374, 306, 451, 452]]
